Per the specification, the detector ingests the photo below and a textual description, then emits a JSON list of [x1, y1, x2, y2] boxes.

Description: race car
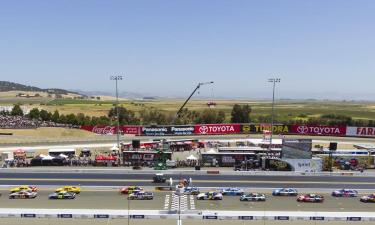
[[127, 192, 154, 200], [196, 192, 223, 200], [49, 191, 76, 200], [119, 186, 143, 195], [272, 188, 298, 196], [240, 193, 266, 201], [10, 186, 37, 193], [297, 194, 324, 203], [55, 186, 81, 194], [332, 189, 358, 197], [9, 190, 37, 199], [221, 187, 244, 196], [360, 194, 375, 203], [152, 174, 167, 183], [182, 187, 200, 195]]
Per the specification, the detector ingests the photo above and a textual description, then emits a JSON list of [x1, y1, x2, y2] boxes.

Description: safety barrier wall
[[81, 124, 375, 138], [2, 209, 375, 221]]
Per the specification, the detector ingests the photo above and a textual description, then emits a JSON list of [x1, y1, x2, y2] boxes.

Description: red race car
[[297, 194, 324, 203], [119, 186, 143, 195]]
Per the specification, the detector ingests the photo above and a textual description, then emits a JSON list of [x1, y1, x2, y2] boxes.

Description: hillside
[[0, 81, 83, 96]]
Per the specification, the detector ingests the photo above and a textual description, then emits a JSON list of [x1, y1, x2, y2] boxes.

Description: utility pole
[[110, 75, 123, 149], [268, 78, 281, 150]]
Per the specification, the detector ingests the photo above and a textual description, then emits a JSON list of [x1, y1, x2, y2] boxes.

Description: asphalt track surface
[[2, 171, 375, 189], [0, 190, 375, 212], [1, 219, 374, 225]]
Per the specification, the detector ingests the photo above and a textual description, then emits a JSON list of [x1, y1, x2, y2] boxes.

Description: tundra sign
[[194, 124, 241, 135], [290, 125, 346, 136], [347, 127, 375, 137]]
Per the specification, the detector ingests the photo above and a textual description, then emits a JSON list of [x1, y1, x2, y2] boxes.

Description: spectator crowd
[[0, 115, 79, 129]]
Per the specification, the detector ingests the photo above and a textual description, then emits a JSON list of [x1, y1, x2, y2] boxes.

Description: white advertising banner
[[347, 127, 375, 137]]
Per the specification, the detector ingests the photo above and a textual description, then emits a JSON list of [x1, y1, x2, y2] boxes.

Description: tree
[[39, 109, 52, 121], [28, 108, 40, 119], [195, 109, 226, 124], [51, 110, 60, 123], [231, 104, 252, 123], [108, 106, 139, 125], [11, 104, 23, 116], [139, 109, 170, 125]]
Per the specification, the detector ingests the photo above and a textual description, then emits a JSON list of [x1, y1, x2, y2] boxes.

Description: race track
[[0, 190, 374, 212], [2, 171, 375, 189]]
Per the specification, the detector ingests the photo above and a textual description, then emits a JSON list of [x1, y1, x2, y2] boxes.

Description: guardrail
[[1, 209, 375, 221], [1, 168, 374, 177]]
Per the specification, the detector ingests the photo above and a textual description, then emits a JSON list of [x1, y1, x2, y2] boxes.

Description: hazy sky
[[1, 0, 375, 99]]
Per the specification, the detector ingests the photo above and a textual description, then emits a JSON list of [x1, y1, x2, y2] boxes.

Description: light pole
[[110, 75, 123, 150], [268, 78, 281, 150]]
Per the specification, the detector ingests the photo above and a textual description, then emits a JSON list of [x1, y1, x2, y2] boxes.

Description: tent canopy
[[186, 155, 197, 160], [111, 146, 119, 151]]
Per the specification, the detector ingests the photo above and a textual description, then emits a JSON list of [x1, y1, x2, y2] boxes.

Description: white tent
[[207, 149, 217, 154], [110, 146, 119, 151], [42, 155, 54, 160], [187, 155, 197, 161], [59, 153, 68, 158]]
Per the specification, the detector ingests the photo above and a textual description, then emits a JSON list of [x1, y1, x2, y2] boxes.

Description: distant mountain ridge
[[0, 81, 83, 96]]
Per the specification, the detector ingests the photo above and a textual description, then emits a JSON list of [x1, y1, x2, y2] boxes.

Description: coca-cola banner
[[194, 124, 241, 135], [81, 126, 141, 135], [347, 127, 375, 137], [290, 125, 346, 136]]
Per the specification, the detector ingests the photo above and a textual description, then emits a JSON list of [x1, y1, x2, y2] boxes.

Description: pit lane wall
[[1, 209, 375, 221], [81, 124, 375, 138]]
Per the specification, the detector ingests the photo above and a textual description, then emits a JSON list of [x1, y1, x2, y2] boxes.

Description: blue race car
[[221, 187, 244, 196], [183, 187, 200, 195], [332, 189, 358, 197], [272, 188, 298, 196]]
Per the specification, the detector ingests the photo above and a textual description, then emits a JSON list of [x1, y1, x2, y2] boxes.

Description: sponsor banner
[[275, 216, 289, 220], [81, 126, 140, 135], [311, 217, 325, 221], [169, 126, 195, 135], [58, 214, 73, 218], [290, 125, 346, 136], [347, 217, 361, 221], [131, 215, 145, 219], [123, 126, 141, 135], [241, 124, 290, 134], [194, 124, 241, 135], [203, 215, 218, 220], [347, 127, 375, 137], [94, 214, 110, 219], [21, 214, 36, 218], [141, 126, 195, 136], [239, 216, 254, 220]]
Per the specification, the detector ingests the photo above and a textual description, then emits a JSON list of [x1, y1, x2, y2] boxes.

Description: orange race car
[[119, 186, 143, 195]]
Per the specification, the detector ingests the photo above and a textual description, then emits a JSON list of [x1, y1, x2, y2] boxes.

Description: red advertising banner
[[81, 126, 140, 135], [194, 124, 241, 135], [290, 125, 346, 136], [123, 126, 141, 135]]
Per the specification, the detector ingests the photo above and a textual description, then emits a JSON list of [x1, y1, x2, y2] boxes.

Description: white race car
[[196, 192, 223, 200]]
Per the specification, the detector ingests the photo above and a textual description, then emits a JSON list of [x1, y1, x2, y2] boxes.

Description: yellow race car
[[10, 185, 37, 193], [55, 186, 81, 194]]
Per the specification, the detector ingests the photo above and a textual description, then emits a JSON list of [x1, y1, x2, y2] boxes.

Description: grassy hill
[[0, 81, 83, 96]]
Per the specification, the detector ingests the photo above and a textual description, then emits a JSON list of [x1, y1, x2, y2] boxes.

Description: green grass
[[1, 98, 375, 122]]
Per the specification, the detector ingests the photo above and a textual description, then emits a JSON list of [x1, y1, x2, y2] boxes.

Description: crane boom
[[174, 81, 214, 121]]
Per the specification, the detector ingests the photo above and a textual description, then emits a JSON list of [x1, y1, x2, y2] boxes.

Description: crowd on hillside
[[0, 115, 78, 129]]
